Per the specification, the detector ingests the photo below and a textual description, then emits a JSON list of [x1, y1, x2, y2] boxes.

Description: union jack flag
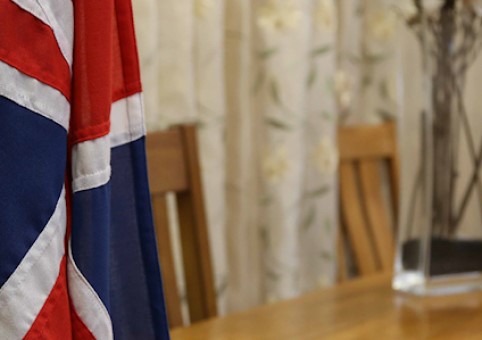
[[0, 0, 170, 338]]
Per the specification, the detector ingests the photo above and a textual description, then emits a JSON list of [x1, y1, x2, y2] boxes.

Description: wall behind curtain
[[133, 0, 339, 316]]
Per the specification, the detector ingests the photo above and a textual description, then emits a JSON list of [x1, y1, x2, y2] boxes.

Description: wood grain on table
[[171, 273, 482, 339]]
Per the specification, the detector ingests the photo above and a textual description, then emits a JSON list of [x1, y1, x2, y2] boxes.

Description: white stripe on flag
[[110, 93, 146, 148], [72, 135, 111, 193], [12, 0, 73, 68], [71, 93, 146, 192], [0, 60, 70, 130], [67, 243, 114, 340], [0, 188, 66, 339]]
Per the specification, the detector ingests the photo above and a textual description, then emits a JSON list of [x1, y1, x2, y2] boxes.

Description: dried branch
[[405, 0, 482, 235]]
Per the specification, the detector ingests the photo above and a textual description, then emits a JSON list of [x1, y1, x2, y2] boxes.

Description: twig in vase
[[406, 165, 423, 238], [454, 136, 482, 228], [406, 0, 482, 236], [451, 76, 482, 232]]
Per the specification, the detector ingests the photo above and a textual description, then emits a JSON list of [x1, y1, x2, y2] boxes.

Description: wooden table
[[171, 273, 482, 339]]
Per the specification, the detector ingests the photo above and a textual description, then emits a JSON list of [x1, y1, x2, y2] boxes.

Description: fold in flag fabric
[[0, 0, 170, 338]]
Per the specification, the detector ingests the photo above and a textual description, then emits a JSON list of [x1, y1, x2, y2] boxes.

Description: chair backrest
[[146, 125, 217, 328], [337, 122, 399, 281]]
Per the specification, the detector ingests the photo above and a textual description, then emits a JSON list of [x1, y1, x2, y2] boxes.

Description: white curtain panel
[[133, 0, 338, 316]]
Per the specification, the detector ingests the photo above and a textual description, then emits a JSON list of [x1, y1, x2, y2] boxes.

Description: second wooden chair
[[338, 122, 399, 281]]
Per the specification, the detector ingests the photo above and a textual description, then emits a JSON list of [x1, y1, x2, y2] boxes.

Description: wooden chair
[[146, 125, 217, 328], [337, 122, 400, 281]]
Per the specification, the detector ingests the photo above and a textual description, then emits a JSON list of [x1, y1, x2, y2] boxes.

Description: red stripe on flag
[[24, 257, 73, 340], [0, 0, 71, 101], [112, 0, 142, 102], [70, 0, 114, 144]]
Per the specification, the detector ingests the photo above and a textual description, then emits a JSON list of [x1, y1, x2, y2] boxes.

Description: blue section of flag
[[0, 96, 66, 287], [71, 183, 112, 310], [71, 137, 170, 340], [110, 137, 170, 340]]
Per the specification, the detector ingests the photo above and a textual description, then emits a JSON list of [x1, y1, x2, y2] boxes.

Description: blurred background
[[132, 0, 482, 323]]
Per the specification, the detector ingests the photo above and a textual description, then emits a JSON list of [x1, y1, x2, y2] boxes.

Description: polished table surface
[[171, 273, 482, 339]]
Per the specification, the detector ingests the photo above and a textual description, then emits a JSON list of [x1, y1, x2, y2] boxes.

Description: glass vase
[[393, 1, 482, 295]]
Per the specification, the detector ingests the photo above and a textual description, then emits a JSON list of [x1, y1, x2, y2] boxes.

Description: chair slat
[[178, 126, 218, 322], [339, 162, 378, 275], [151, 195, 183, 328], [337, 228, 348, 282], [359, 160, 395, 271]]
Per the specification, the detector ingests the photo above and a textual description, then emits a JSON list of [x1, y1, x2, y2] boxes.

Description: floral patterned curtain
[[337, 0, 401, 126], [133, 0, 338, 317]]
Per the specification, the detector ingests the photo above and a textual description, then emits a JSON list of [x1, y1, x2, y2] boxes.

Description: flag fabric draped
[[0, 0, 170, 339]]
